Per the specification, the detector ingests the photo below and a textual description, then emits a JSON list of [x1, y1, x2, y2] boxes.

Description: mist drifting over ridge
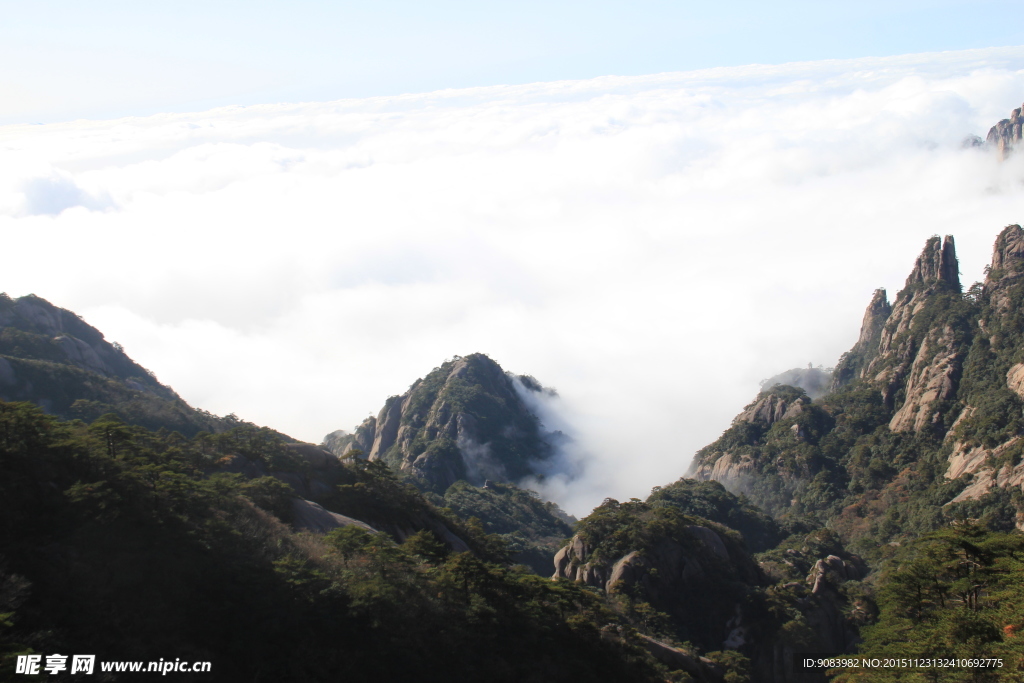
[[4, 47, 1024, 515]]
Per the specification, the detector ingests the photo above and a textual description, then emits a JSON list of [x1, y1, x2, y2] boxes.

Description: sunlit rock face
[[987, 102, 1024, 158], [689, 222, 1024, 521], [944, 224, 1024, 506]]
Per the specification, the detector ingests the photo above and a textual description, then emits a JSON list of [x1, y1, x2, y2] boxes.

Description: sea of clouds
[[4, 46, 1024, 515]]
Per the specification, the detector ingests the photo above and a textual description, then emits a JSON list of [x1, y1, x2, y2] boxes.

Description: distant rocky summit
[[987, 101, 1024, 157], [324, 353, 560, 491], [761, 365, 832, 399]]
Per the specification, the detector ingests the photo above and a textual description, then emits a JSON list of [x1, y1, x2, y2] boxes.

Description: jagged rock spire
[[855, 288, 891, 349], [829, 288, 891, 391], [904, 235, 959, 291], [987, 104, 1024, 158]]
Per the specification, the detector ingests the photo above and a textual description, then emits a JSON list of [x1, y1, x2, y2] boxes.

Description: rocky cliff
[[692, 237, 969, 499], [688, 224, 1024, 531], [324, 354, 558, 491], [987, 101, 1024, 158], [829, 235, 965, 427], [0, 293, 224, 436], [871, 235, 965, 432], [828, 288, 890, 391], [940, 224, 1024, 504]]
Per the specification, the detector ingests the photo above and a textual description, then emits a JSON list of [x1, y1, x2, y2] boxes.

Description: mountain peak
[[986, 102, 1024, 158], [987, 223, 1024, 281], [0, 292, 224, 435], [324, 353, 558, 491], [829, 287, 891, 391], [904, 234, 959, 292]]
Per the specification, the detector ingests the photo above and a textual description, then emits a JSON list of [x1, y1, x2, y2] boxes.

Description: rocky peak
[[987, 103, 1024, 158], [979, 225, 1024, 319], [856, 288, 893, 346], [869, 236, 965, 431], [987, 224, 1024, 281], [0, 293, 225, 435], [858, 236, 959, 385], [829, 288, 891, 390], [904, 234, 959, 291], [948, 225, 1024, 502], [0, 293, 131, 379], [323, 353, 557, 491]]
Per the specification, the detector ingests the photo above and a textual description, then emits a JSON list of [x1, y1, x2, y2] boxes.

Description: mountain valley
[[7, 106, 1024, 682]]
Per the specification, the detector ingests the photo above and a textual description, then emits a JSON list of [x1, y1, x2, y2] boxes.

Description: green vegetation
[[836, 524, 1024, 682], [0, 293, 226, 437], [0, 400, 670, 682], [567, 497, 871, 682], [648, 479, 786, 552], [432, 480, 574, 574]]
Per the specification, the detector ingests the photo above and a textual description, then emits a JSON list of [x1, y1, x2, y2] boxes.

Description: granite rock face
[[323, 354, 557, 491], [942, 225, 1024, 505], [870, 236, 964, 432], [291, 498, 378, 534], [987, 103, 1024, 158], [555, 519, 866, 682], [830, 235, 965, 433], [733, 394, 806, 428], [0, 294, 164, 389], [689, 234, 968, 498], [552, 526, 758, 598], [692, 225, 1024, 516]]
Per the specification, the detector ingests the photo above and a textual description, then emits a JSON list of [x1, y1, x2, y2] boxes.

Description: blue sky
[[3, 0, 1024, 123]]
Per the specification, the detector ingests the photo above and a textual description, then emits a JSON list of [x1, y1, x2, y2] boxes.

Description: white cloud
[[4, 47, 1024, 515]]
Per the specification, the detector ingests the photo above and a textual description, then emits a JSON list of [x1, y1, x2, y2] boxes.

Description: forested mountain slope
[[0, 293, 225, 436], [0, 401, 668, 682]]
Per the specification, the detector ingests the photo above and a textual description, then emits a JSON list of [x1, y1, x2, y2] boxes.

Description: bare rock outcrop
[[806, 554, 866, 594], [691, 452, 756, 484], [1007, 363, 1024, 399], [323, 416, 377, 458], [862, 236, 965, 432], [0, 294, 160, 387], [733, 394, 806, 428], [887, 323, 962, 432], [829, 288, 891, 391], [552, 526, 756, 595], [291, 498, 378, 534], [985, 224, 1024, 316], [690, 389, 810, 486], [942, 226, 1024, 504], [987, 103, 1024, 158], [322, 354, 556, 490], [0, 293, 225, 436]]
